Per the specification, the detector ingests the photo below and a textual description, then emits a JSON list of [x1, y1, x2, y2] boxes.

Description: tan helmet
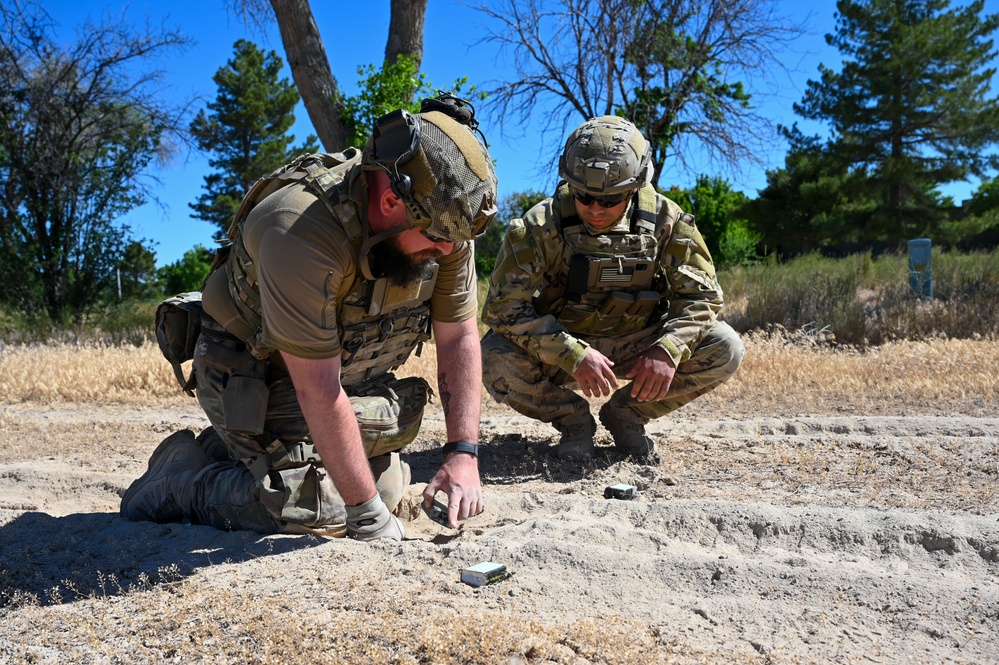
[[365, 101, 498, 242], [558, 116, 653, 196]]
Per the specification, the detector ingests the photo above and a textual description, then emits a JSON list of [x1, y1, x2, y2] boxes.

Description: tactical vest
[[534, 183, 669, 337], [210, 151, 436, 384]]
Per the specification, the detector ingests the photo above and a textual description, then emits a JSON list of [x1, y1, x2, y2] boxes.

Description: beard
[[369, 235, 443, 286]]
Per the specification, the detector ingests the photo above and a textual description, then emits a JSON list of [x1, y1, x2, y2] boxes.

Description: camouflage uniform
[[481, 183, 743, 448]]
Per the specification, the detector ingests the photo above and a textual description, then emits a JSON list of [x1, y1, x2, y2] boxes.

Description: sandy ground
[[0, 389, 997, 663]]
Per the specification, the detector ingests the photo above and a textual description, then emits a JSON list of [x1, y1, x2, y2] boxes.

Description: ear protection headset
[[370, 108, 421, 202]]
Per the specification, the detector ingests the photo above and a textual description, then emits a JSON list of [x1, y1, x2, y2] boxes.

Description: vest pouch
[[626, 291, 660, 317], [221, 376, 270, 436], [599, 291, 635, 316], [348, 375, 432, 458], [155, 292, 205, 396]]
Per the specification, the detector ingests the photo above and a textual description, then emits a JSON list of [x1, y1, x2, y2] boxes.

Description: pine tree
[[190, 39, 318, 238], [795, 0, 999, 247]]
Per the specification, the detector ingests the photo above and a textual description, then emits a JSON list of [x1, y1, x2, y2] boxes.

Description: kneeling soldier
[[122, 94, 497, 540]]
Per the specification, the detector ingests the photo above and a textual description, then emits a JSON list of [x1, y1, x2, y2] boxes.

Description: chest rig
[[535, 183, 665, 337], [212, 151, 437, 383]]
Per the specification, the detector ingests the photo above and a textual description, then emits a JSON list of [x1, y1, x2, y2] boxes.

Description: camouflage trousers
[[481, 320, 743, 427], [170, 318, 427, 535]]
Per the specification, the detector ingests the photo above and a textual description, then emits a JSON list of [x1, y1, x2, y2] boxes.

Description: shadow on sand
[[0, 511, 326, 607]]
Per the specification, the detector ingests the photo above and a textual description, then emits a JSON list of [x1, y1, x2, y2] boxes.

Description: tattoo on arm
[[438, 371, 451, 418]]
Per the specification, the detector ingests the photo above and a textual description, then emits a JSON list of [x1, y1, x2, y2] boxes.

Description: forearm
[[303, 389, 377, 505], [282, 353, 377, 506], [433, 317, 481, 443]]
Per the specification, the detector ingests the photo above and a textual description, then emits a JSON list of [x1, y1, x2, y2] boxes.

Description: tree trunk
[[385, 0, 427, 70], [269, 0, 348, 151]]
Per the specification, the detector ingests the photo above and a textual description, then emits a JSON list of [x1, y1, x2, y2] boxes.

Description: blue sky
[[40, 0, 997, 266]]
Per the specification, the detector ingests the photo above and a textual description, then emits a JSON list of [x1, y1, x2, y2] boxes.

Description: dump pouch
[[347, 375, 434, 458], [155, 292, 205, 396]]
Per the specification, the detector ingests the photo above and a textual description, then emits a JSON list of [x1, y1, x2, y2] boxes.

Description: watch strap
[[442, 440, 479, 457]]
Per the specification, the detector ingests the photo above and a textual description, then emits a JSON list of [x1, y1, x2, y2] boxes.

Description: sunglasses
[[571, 189, 631, 208]]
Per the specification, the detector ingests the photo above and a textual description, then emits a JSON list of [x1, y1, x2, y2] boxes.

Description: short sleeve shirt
[[207, 177, 477, 361]]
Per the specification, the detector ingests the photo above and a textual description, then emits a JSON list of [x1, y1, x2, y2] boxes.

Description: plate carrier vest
[[534, 183, 679, 337], [208, 151, 437, 384]]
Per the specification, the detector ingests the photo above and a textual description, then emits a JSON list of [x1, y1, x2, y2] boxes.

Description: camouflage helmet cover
[[365, 108, 498, 242], [558, 116, 653, 196]]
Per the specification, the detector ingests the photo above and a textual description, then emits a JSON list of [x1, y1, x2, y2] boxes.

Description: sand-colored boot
[[554, 412, 597, 461], [120, 429, 211, 523], [599, 401, 655, 458], [370, 451, 411, 515]]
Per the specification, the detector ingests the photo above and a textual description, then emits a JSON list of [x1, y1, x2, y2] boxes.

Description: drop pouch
[[221, 376, 270, 436]]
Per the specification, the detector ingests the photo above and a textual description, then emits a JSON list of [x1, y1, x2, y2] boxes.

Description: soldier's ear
[[381, 187, 408, 220]]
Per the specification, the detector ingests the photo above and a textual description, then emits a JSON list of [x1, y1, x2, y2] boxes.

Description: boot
[[599, 401, 655, 458], [554, 413, 597, 461], [370, 451, 411, 515], [121, 429, 211, 523], [196, 426, 232, 462]]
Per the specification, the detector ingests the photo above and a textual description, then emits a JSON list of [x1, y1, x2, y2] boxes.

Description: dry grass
[[704, 329, 999, 417], [2, 333, 996, 417]]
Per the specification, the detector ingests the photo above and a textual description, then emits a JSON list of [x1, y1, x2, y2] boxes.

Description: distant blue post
[[907, 238, 932, 298]]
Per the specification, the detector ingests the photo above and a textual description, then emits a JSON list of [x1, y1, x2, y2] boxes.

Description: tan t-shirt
[[203, 179, 478, 361]]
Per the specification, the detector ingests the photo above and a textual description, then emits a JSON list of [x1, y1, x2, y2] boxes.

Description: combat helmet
[[364, 92, 498, 243], [558, 116, 653, 200]]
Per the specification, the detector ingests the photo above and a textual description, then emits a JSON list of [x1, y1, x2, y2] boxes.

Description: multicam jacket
[[481, 184, 724, 376]]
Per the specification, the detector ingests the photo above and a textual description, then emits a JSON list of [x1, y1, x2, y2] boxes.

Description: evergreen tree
[[743, 127, 878, 256], [795, 0, 999, 247], [114, 241, 161, 301], [190, 39, 318, 238]]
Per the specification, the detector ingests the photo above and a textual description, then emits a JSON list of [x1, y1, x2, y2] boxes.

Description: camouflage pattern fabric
[[481, 186, 742, 428], [171, 320, 422, 535], [482, 320, 744, 426], [482, 186, 725, 376]]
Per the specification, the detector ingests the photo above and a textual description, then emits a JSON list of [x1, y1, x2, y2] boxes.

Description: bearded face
[[369, 234, 444, 286]]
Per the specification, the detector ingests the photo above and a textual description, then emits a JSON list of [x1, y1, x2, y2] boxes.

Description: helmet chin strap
[[358, 220, 412, 282]]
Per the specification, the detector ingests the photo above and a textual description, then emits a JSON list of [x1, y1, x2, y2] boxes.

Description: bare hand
[[573, 348, 618, 398], [626, 346, 676, 402], [423, 452, 482, 528]]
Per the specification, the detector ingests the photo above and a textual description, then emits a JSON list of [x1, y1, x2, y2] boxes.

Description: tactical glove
[[345, 494, 406, 541]]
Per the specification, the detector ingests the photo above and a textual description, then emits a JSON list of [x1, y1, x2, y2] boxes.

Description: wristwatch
[[442, 440, 479, 457]]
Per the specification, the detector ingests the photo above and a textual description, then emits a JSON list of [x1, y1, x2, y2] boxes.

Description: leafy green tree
[[339, 54, 481, 149], [795, 0, 999, 247], [159, 245, 215, 295], [474, 189, 547, 276], [190, 39, 318, 238], [230, 0, 429, 151], [667, 175, 755, 266], [0, 4, 188, 324]]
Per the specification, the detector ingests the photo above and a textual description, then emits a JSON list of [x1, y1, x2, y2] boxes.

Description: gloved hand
[[345, 494, 406, 541]]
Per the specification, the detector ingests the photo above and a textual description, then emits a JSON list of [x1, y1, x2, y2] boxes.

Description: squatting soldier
[[122, 94, 498, 540], [481, 116, 744, 461]]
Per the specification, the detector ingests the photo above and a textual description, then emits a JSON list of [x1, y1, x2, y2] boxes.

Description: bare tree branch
[[471, 0, 803, 187]]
